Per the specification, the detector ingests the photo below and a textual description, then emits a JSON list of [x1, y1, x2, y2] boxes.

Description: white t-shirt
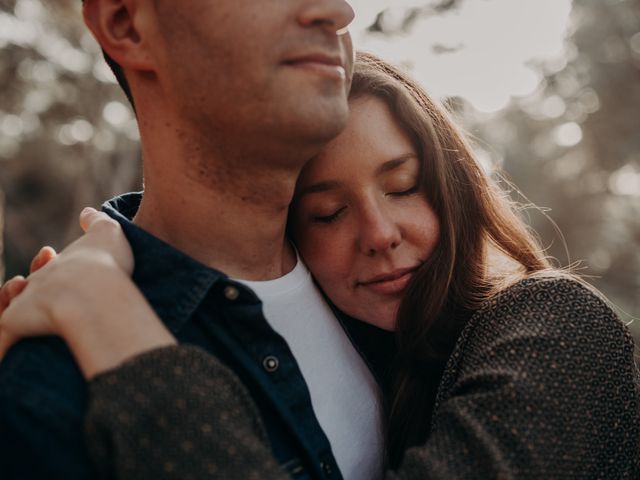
[[238, 256, 384, 480]]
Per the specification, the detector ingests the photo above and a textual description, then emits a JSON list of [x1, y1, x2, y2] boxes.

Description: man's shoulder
[[0, 336, 87, 417], [0, 338, 95, 478]]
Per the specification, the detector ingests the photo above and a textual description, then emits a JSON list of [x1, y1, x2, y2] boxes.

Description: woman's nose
[[358, 206, 402, 257]]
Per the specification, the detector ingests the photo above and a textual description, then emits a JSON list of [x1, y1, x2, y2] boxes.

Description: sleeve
[[0, 337, 98, 480], [83, 279, 640, 480], [386, 277, 640, 480], [84, 345, 290, 480]]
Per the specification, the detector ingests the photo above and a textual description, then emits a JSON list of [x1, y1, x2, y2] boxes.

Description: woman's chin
[[333, 292, 400, 331], [352, 306, 398, 332]]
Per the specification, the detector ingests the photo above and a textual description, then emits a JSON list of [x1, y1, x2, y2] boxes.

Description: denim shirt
[[0, 192, 395, 480]]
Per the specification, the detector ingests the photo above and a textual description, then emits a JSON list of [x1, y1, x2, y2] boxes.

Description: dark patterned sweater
[[85, 277, 640, 479]]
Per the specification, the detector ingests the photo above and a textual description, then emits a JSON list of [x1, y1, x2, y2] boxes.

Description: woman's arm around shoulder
[[85, 344, 289, 480], [391, 275, 640, 480], [83, 276, 640, 480]]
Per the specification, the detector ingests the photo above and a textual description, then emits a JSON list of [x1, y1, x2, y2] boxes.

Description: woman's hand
[[0, 208, 176, 378], [0, 246, 57, 314], [0, 208, 132, 356], [0, 246, 58, 356]]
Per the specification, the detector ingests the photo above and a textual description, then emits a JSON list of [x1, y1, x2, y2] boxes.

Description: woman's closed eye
[[313, 206, 347, 224], [387, 184, 420, 197]]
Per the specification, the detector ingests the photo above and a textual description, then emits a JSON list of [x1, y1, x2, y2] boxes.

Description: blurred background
[[0, 0, 638, 338]]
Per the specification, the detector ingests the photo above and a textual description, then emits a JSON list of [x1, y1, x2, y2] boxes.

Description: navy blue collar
[[102, 192, 225, 335]]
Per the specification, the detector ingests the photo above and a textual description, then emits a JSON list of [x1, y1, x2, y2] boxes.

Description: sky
[[348, 0, 574, 112]]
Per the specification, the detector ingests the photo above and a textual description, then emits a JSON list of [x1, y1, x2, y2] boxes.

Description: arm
[[84, 278, 639, 479], [86, 345, 289, 480], [388, 277, 640, 479], [0, 338, 99, 479]]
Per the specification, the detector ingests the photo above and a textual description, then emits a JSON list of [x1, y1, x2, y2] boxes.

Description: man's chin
[[283, 99, 349, 142]]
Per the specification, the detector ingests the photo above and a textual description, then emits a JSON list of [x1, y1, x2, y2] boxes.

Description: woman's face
[[292, 95, 440, 330]]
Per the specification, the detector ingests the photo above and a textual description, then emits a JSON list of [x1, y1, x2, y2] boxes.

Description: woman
[[1, 52, 638, 479]]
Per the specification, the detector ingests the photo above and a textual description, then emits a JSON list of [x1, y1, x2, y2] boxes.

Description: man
[[0, 1, 386, 479]]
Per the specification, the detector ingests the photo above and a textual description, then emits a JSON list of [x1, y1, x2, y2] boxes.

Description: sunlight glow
[[349, 0, 574, 112], [553, 122, 583, 147]]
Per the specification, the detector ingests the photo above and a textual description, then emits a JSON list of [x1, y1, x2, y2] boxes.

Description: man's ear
[[83, 0, 155, 73]]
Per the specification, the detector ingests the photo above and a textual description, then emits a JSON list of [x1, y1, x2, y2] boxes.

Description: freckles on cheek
[[297, 234, 329, 272], [298, 232, 346, 286]]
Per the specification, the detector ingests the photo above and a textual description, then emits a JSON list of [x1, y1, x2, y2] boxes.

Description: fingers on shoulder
[[80, 207, 120, 233], [0, 276, 28, 311]]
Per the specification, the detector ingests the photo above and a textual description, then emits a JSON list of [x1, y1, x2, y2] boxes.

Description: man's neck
[[134, 168, 298, 281], [127, 85, 324, 281], [131, 123, 303, 280]]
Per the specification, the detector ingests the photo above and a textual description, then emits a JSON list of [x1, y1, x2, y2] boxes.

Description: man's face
[[150, 0, 355, 154]]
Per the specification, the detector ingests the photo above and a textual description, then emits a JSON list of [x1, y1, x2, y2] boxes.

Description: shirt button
[[224, 285, 240, 301], [320, 461, 333, 476], [262, 355, 279, 372]]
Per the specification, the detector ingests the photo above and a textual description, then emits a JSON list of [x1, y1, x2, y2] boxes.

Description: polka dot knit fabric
[[391, 277, 640, 479], [86, 277, 640, 479], [86, 346, 288, 480]]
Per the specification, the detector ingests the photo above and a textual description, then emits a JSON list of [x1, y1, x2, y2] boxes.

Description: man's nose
[[298, 0, 355, 34], [358, 206, 402, 257]]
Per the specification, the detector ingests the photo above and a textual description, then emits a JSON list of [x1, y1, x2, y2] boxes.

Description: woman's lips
[[358, 267, 418, 296]]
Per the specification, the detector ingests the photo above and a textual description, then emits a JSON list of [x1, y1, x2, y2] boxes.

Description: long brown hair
[[349, 52, 554, 467]]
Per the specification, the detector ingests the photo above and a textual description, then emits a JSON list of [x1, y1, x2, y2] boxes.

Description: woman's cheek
[[402, 198, 440, 254], [297, 226, 330, 267], [299, 227, 350, 290]]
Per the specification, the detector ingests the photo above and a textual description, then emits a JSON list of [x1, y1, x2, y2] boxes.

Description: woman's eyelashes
[[310, 183, 420, 224], [313, 206, 347, 224], [387, 184, 420, 197]]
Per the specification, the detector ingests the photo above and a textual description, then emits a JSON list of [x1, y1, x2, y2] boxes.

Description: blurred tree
[[0, 0, 141, 280], [0, 188, 4, 280], [469, 0, 640, 334]]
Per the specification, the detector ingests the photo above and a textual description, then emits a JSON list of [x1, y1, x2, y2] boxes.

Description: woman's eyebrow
[[297, 180, 342, 198], [297, 154, 418, 198], [376, 154, 418, 175]]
